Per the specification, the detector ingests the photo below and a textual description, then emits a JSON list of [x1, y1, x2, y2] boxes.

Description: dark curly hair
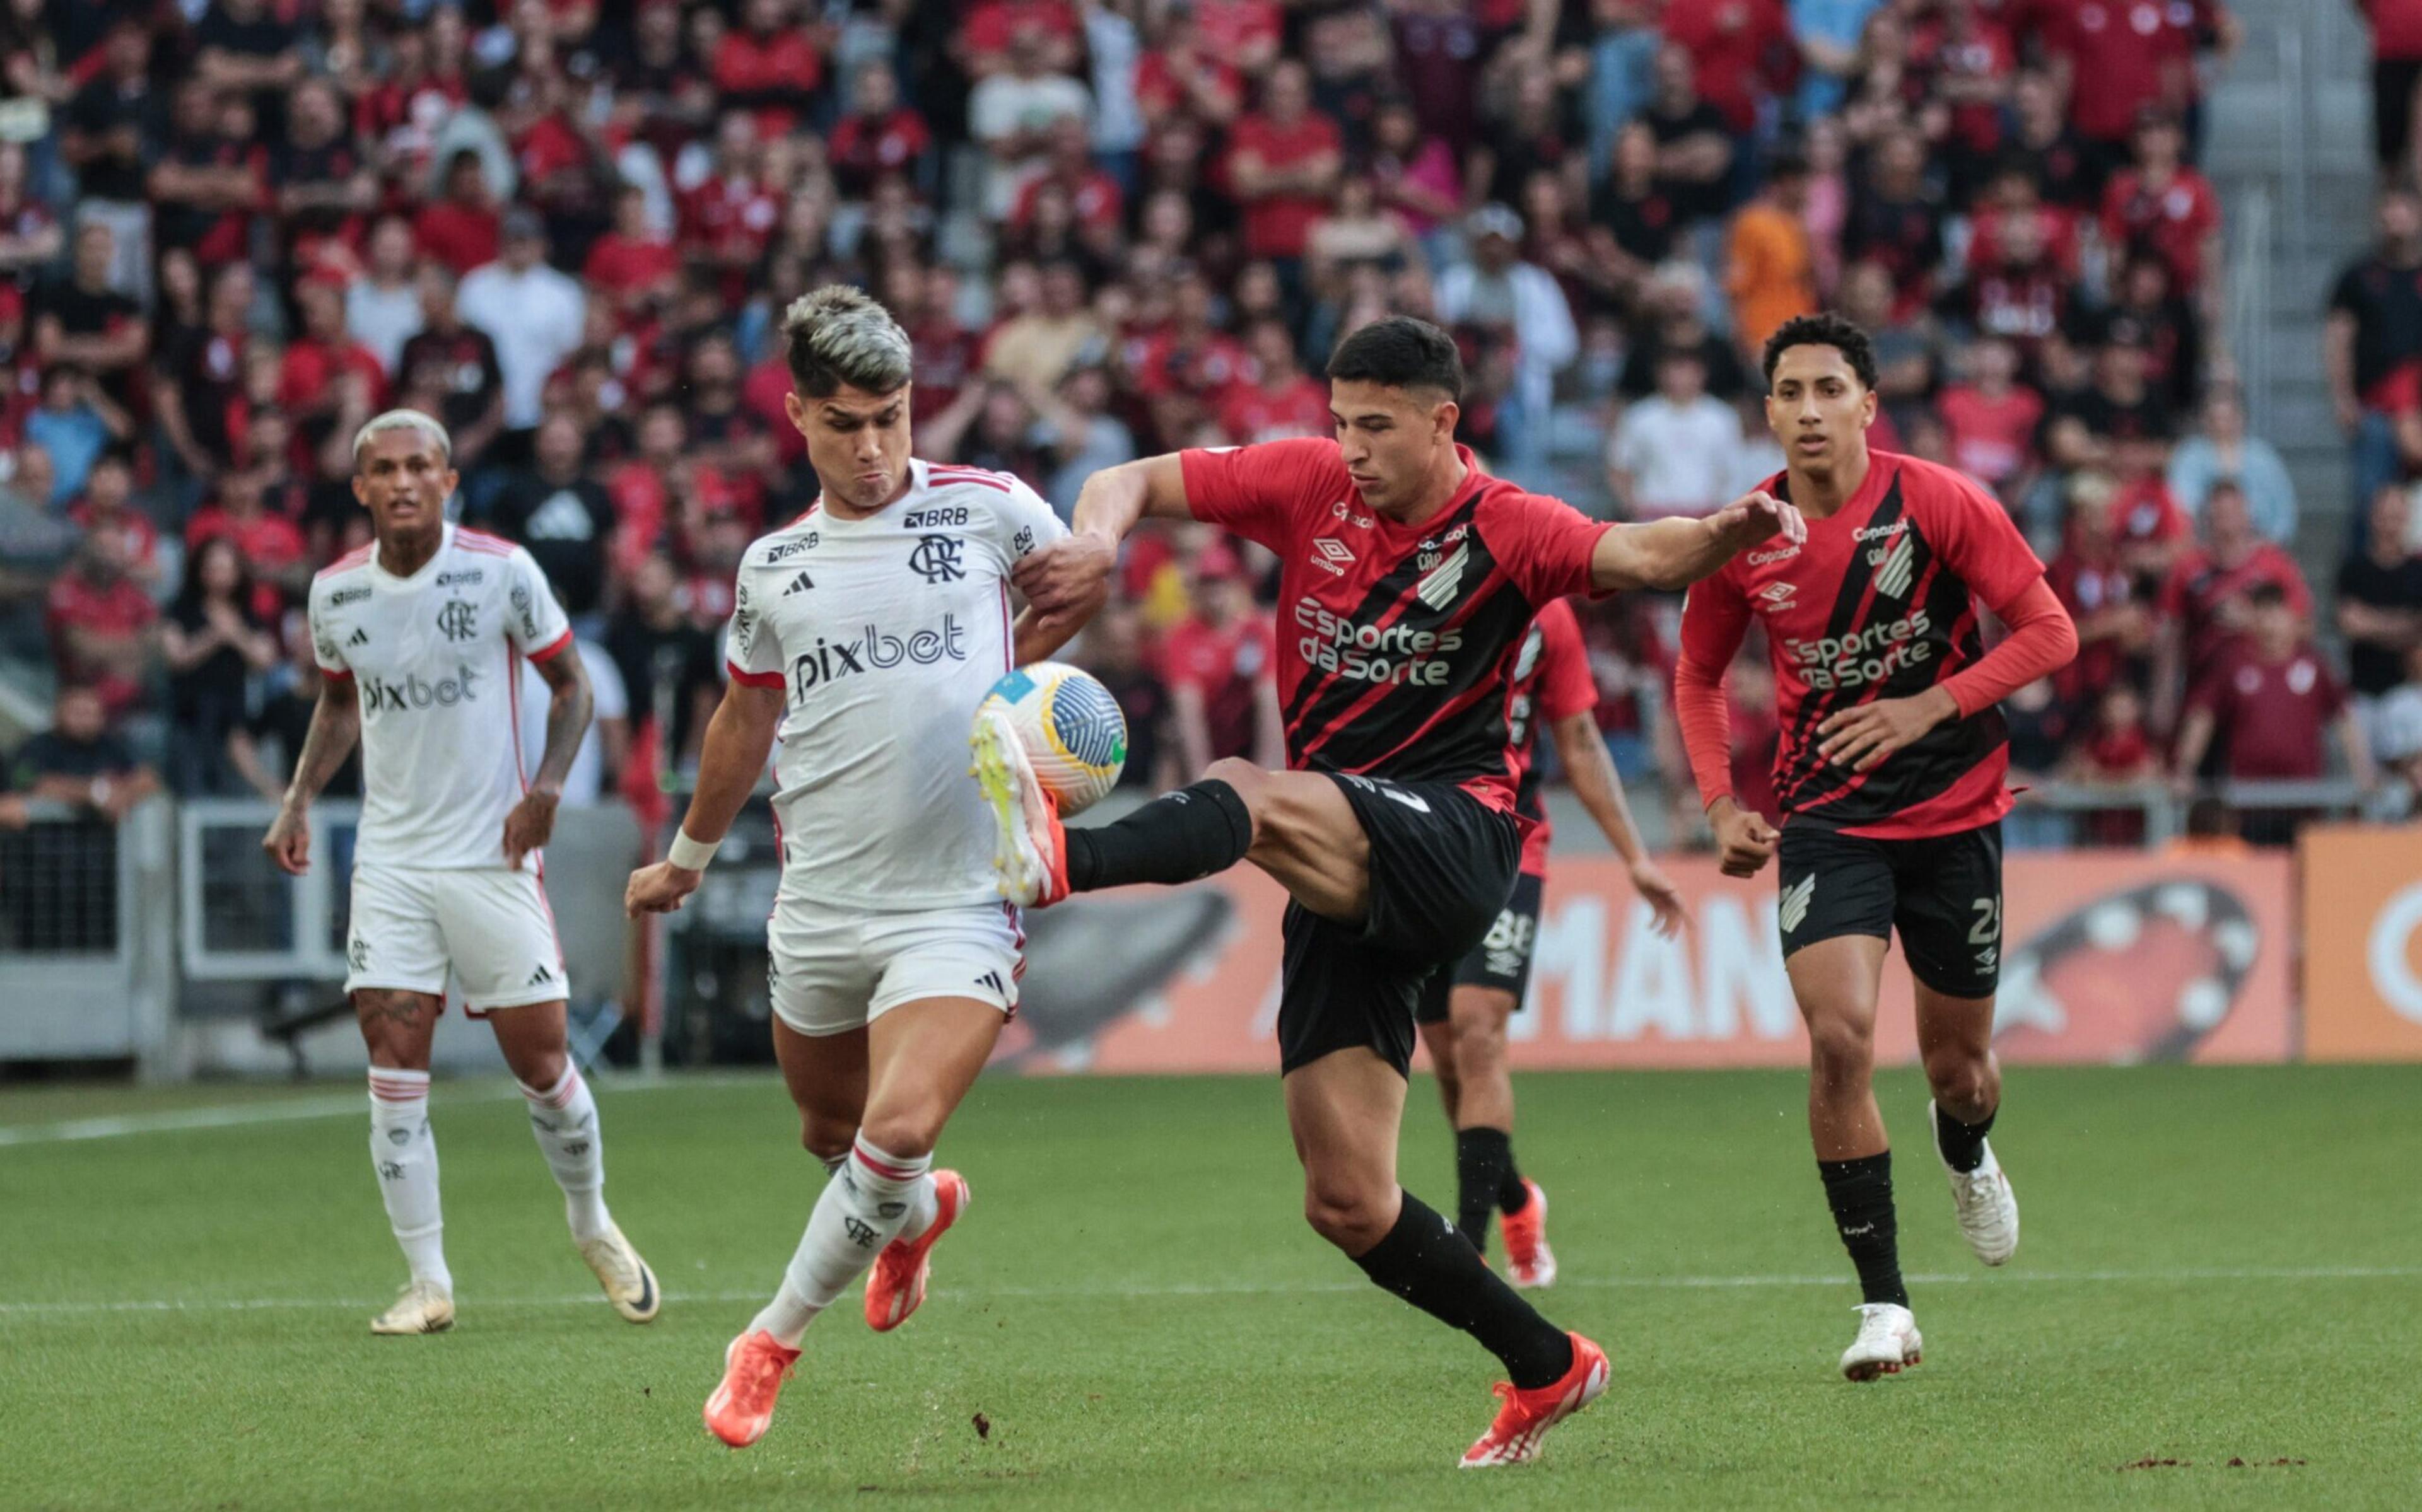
[[1760, 312, 1879, 392]]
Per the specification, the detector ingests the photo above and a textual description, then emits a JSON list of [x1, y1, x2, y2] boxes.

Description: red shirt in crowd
[[2187, 641, 2344, 779], [413, 201, 500, 276], [828, 108, 933, 194], [1194, 0, 1282, 56], [278, 336, 388, 416], [1663, 0, 1796, 135], [582, 230, 681, 307], [46, 571, 158, 716], [1159, 610, 1277, 764], [1935, 383, 2044, 489], [961, 0, 1080, 58], [1011, 166, 1125, 233], [1134, 50, 1243, 121], [712, 28, 824, 137], [2045, 541, 2141, 701], [2365, 0, 2422, 62], [1225, 112, 1342, 262], [2044, 0, 2194, 141], [1129, 328, 1251, 400], [1217, 374, 1331, 444], [2158, 543, 2311, 676], [2100, 167, 2221, 293]]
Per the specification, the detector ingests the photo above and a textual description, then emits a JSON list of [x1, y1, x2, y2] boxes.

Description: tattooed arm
[[262, 674, 363, 875]]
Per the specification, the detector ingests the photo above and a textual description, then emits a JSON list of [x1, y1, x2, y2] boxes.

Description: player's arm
[[1011, 605, 1085, 664], [1014, 453, 1191, 619], [261, 673, 360, 875], [1671, 577, 1774, 877], [1588, 487, 1805, 593], [503, 641, 595, 868], [626, 678, 785, 916], [1546, 709, 1687, 936]]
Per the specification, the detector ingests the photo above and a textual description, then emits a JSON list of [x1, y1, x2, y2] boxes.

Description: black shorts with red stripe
[[1277, 774, 1519, 1076]]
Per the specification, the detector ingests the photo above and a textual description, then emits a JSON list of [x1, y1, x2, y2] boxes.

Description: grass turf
[[1, 1064, 2417, 1510]]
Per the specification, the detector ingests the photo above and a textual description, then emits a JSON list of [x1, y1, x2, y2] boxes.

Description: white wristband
[[666, 829, 720, 871]]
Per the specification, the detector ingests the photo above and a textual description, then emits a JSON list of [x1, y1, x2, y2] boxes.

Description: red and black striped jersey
[[1179, 439, 1611, 815], [1506, 598, 1601, 876], [1677, 450, 2045, 839]]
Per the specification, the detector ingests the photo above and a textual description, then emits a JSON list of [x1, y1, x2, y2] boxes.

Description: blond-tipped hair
[[351, 408, 453, 467], [781, 284, 913, 398]]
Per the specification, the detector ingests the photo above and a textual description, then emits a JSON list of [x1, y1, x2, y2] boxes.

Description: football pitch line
[[4, 1265, 2416, 1320], [0, 1073, 772, 1147]]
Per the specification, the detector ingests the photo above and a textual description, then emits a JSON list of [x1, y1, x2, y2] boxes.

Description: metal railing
[[0, 798, 175, 1063], [2227, 184, 2274, 439]]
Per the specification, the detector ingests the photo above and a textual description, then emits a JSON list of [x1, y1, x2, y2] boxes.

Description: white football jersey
[[310, 523, 575, 871], [725, 460, 1069, 909]]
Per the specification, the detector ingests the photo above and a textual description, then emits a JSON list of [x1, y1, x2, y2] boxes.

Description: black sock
[[1497, 1155, 1530, 1215], [1352, 1191, 1574, 1390], [1817, 1152, 1908, 1308], [1931, 1102, 1997, 1175], [1453, 1128, 1512, 1250], [1063, 779, 1253, 892]]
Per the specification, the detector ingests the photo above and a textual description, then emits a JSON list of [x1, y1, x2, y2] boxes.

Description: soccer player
[[1669, 313, 2078, 1380], [263, 409, 658, 1337], [1415, 595, 1688, 1286], [621, 287, 1077, 1450], [992, 317, 1803, 1467]]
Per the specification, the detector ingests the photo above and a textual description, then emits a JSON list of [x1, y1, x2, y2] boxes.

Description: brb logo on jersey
[[362, 662, 483, 713], [1294, 598, 1463, 687], [1783, 609, 1936, 690], [788, 615, 971, 697]]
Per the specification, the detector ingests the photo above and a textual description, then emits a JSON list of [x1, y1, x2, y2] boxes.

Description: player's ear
[[1859, 385, 1878, 429], [1432, 397, 1459, 443], [782, 390, 811, 439]]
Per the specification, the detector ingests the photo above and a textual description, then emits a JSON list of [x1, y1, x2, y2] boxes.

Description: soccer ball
[[978, 661, 1128, 816]]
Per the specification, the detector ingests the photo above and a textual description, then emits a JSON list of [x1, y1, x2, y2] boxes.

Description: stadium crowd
[[0, 0, 2416, 847]]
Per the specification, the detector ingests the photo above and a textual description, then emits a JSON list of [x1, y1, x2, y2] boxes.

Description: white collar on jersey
[[369, 521, 453, 586]]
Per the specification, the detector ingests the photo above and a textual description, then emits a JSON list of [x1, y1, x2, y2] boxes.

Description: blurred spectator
[[969, 28, 1091, 221], [1439, 204, 1577, 472], [1845, 130, 1944, 323], [1077, 601, 1175, 793], [186, 467, 309, 617], [983, 259, 1107, 393], [62, 454, 158, 594], [2338, 486, 2422, 757], [1226, 61, 1343, 267], [230, 615, 360, 801], [28, 223, 147, 404], [346, 215, 426, 376], [2061, 682, 2162, 846], [45, 530, 155, 720], [1034, 365, 1137, 516], [829, 61, 933, 199], [476, 414, 617, 619], [2047, 471, 2156, 704], [23, 368, 132, 509], [1161, 542, 1282, 776], [2174, 582, 2373, 844], [397, 264, 506, 469], [2098, 111, 2220, 318], [1724, 144, 1817, 358], [153, 260, 257, 488], [1610, 351, 1743, 519], [2156, 480, 2310, 699], [0, 449, 78, 658], [1935, 336, 2042, 497], [1219, 318, 1331, 445], [281, 275, 389, 432], [1637, 42, 1735, 230], [8, 683, 160, 822], [459, 207, 586, 435], [57, 20, 161, 299], [2165, 385, 2296, 543], [2361, 0, 2422, 175], [416, 149, 505, 276], [604, 552, 722, 771], [518, 635, 629, 805], [2041, 0, 2202, 190], [2328, 186, 2422, 518], [582, 183, 682, 317], [160, 536, 278, 796]]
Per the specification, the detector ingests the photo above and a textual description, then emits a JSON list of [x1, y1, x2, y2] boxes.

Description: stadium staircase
[[2206, 0, 2375, 575]]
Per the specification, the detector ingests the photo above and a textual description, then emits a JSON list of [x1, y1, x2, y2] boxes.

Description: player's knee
[[857, 1108, 944, 1161], [1301, 1178, 1390, 1252], [1921, 1043, 1992, 1110], [800, 1111, 857, 1165], [1806, 1015, 1875, 1084], [1448, 999, 1510, 1065]]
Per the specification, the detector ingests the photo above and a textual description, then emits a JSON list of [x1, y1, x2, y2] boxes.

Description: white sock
[[747, 1137, 932, 1347], [368, 1069, 450, 1294], [899, 1175, 941, 1243], [520, 1065, 611, 1242]]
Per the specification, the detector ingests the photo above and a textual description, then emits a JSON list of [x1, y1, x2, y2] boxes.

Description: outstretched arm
[[1589, 489, 1805, 593], [624, 681, 785, 915], [1014, 454, 1193, 619]]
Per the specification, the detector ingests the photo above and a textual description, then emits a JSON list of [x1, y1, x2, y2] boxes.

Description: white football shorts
[[767, 892, 1024, 1037], [344, 863, 569, 1014]]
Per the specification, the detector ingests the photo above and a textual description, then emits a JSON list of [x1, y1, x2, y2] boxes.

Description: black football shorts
[[1413, 871, 1544, 1025], [1776, 819, 2004, 999], [1277, 774, 1519, 1076]]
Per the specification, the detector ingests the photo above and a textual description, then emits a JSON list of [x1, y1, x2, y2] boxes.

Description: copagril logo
[[788, 614, 971, 695]]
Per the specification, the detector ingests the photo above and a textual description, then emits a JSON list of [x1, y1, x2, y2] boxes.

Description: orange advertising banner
[[994, 849, 2296, 1074], [2300, 824, 2422, 1061]]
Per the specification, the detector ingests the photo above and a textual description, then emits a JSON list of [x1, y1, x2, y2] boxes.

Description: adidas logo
[[1779, 873, 1816, 934], [782, 570, 814, 596], [348, 627, 369, 646], [974, 970, 1007, 997], [527, 963, 554, 987]]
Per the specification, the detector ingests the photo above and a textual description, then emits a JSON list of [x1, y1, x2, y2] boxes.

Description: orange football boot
[[703, 1330, 800, 1448], [865, 1170, 970, 1332], [1459, 1332, 1610, 1468]]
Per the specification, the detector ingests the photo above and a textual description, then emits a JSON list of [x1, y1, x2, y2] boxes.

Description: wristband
[[666, 828, 720, 871]]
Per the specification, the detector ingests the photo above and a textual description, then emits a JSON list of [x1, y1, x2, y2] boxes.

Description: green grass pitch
[[2, 1065, 2418, 1509]]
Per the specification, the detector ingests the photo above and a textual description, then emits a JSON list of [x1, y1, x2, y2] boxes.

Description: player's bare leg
[[709, 997, 997, 1448], [1916, 984, 2018, 1265], [1434, 986, 1553, 1283], [357, 989, 454, 1335], [773, 1017, 869, 1172], [486, 999, 657, 1322], [1787, 934, 1921, 1379]]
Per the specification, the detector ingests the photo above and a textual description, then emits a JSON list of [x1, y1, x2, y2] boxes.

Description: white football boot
[[1930, 1100, 2019, 1267], [369, 1279, 455, 1335], [578, 1223, 661, 1323], [1839, 1302, 1922, 1381], [969, 706, 1068, 906]]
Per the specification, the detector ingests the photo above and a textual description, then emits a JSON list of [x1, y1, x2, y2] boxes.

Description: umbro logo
[[527, 963, 554, 987], [1974, 946, 1998, 970], [348, 627, 369, 646], [1380, 788, 1432, 814], [782, 570, 814, 596], [1757, 581, 1798, 611], [1311, 537, 1355, 575], [1779, 873, 1815, 934]]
